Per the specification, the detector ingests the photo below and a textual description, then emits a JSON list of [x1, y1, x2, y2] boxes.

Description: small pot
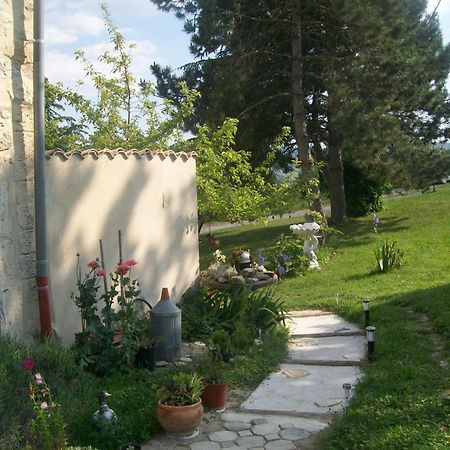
[[135, 344, 158, 372], [201, 382, 228, 411]]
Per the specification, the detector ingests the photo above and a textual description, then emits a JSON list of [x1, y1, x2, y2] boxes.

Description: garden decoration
[[290, 222, 321, 269], [92, 391, 117, 430], [149, 287, 181, 362], [200, 249, 277, 290]]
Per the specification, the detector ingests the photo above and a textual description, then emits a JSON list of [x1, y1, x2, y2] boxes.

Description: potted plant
[[133, 315, 158, 372], [156, 372, 204, 439], [198, 354, 228, 412]]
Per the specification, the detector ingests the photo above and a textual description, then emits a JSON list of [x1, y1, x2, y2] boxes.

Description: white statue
[[290, 222, 321, 269]]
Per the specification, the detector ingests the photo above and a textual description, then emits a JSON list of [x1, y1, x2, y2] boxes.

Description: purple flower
[[22, 356, 35, 372], [372, 214, 380, 224], [283, 254, 291, 262], [278, 266, 286, 275], [257, 256, 265, 265]]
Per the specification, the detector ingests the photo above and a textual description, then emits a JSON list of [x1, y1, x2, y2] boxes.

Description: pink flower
[[34, 372, 44, 385], [87, 260, 98, 269], [123, 258, 138, 266], [96, 269, 107, 277], [22, 356, 35, 372], [115, 263, 130, 275], [41, 402, 49, 410]]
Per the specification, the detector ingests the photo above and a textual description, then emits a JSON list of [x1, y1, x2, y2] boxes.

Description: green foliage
[[374, 240, 404, 273], [195, 119, 314, 226], [344, 160, 384, 217], [72, 256, 145, 375], [208, 329, 232, 362], [262, 234, 310, 277], [45, 4, 197, 151], [21, 358, 68, 450], [157, 372, 204, 406], [180, 286, 288, 358]]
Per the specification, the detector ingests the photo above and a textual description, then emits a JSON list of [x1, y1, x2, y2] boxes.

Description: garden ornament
[[92, 391, 117, 430], [290, 222, 321, 269]]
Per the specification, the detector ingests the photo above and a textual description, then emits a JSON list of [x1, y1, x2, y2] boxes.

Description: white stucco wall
[[45, 149, 199, 344], [0, 0, 39, 339]]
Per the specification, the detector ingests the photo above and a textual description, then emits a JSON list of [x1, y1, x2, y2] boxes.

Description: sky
[[44, 0, 450, 94]]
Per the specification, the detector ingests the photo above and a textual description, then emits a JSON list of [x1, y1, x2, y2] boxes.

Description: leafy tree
[[45, 3, 311, 229], [45, 79, 87, 150], [149, 0, 450, 225]]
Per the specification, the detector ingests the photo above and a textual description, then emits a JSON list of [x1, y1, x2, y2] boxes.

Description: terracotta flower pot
[[156, 399, 203, 439], [201, 382, 228, 411]]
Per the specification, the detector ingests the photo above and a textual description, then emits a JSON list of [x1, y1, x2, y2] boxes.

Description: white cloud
[[45, 25, 78, 45], [45, 50, 85, 86]]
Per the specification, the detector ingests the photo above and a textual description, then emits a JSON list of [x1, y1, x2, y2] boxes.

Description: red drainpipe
[[37, 276, 52, 339]]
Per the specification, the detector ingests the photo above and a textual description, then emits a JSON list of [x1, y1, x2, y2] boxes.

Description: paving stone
[[251, 418, 268, 425], [241, 364, 361, 415], [235, 435, 266, 448], [265, 434, 279, 441], [209, 430, 239, 442], [190, 442, 221, 450], [224, 421, 252, 432], [279, 427, 310, 441], [239, 430, 253, 437], [264, 440, 296, 450], [279, 423, 295, 430], [222, 442, 239, 448], [251, 423, 280, 436]]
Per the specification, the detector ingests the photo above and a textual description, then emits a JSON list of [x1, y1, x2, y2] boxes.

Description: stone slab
[[286, 314, 361, 336], [221, 412, 329, 433], [190, 442, 221, 450], [288, 335, 366, 362], [240, 364, 362, 415]]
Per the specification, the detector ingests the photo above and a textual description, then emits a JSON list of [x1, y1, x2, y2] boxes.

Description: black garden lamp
[[366, 326, 376, 360], [343, 383, 352, 414]]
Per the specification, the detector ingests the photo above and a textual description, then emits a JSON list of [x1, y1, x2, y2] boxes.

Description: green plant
[[208, 329, 233, 362], [197, 354, 227, 384], [263, 234, 310, 277], [157, 373, 204, 406], [374, 239, 404, 273], [21, 356, 68, 450], [72, 253, 145, 375]]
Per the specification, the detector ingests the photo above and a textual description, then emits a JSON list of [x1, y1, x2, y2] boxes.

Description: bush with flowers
[[21, 356, 67, 450], [72, 253, 144, 375]]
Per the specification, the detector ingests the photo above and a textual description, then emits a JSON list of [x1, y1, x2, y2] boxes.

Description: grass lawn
[[200, 184, 450, 449]]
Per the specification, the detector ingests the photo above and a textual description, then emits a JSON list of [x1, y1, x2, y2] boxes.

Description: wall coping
[[46, 149, 198, 160]]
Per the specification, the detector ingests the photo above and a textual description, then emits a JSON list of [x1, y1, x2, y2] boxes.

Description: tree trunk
[[327, 91, 346, 224], [291, 0, 324, 218]]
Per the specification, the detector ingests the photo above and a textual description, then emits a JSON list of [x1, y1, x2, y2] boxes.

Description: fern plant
[[374, 240, 404, 273]]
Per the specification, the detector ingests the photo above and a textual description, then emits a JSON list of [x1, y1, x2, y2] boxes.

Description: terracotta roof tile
[[46, 149, 197, 160]]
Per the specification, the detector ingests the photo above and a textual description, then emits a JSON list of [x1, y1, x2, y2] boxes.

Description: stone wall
[[45, 150, 199, 344], [0, 0, 39, 339]]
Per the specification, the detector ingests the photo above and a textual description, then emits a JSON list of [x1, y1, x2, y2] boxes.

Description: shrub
[[374, 240, 404, 273], [180, 286, 288, 355], [344, 160, 384, 217], [263, 234, 310, 277]]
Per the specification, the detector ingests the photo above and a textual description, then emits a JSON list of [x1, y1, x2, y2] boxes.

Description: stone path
[[142, 311, 366, 449]]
